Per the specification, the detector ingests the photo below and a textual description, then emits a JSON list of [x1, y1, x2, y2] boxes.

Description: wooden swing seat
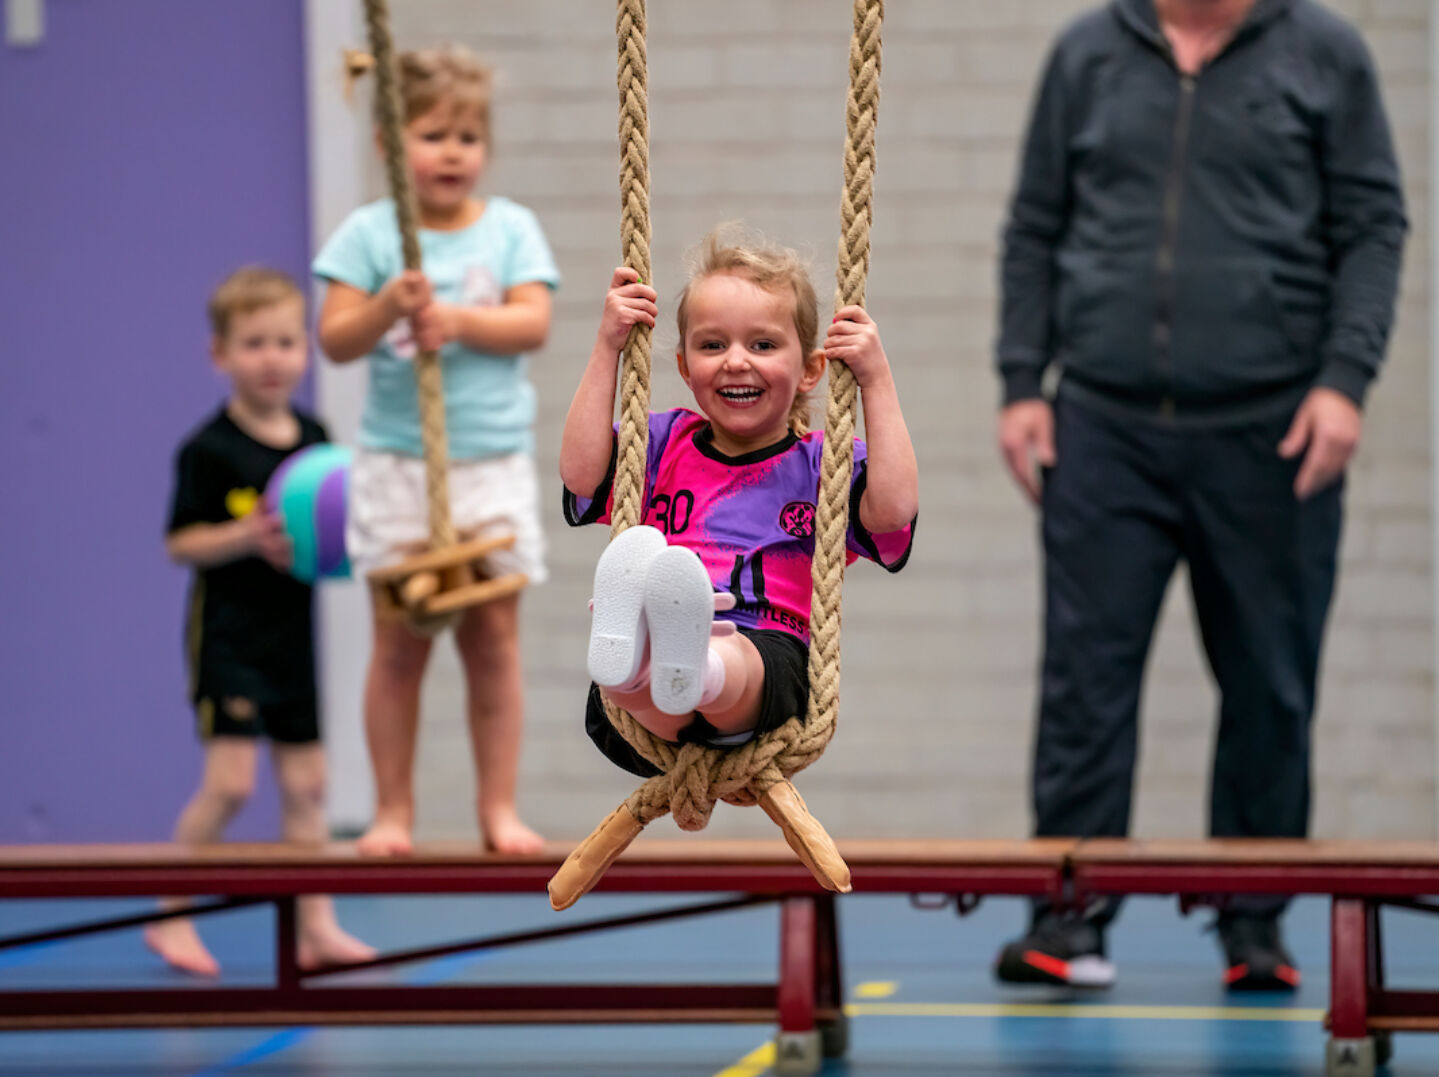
[[367, 534, 528, 621]]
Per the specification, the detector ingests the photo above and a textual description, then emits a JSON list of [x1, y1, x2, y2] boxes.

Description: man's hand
[[998, 399, 1056, 504], [1278, 387, 1362, 499]]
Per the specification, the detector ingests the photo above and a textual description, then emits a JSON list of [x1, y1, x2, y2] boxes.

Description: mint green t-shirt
[[312, 197, 560, 459]]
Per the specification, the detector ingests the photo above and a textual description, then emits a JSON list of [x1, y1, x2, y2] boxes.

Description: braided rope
[[611, 0, 652, 539], [808, 0, 882, 745], [363, 0, 455, 550], [598, 0, 883, 833]]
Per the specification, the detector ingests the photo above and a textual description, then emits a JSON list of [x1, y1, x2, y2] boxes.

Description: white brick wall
[[355, 0, 1435, 842]]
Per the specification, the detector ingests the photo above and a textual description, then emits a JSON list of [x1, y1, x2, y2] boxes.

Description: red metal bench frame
[[0, 839, 1070, 1064], [1070, 839, 1439, 1073], [4, 838, 1436, 1075]]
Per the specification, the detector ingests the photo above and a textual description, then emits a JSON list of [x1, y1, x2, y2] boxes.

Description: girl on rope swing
[[559, 227, 918, 773]]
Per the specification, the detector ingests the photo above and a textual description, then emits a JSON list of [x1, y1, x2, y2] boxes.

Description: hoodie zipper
[[1153, 71, 1196, 421]]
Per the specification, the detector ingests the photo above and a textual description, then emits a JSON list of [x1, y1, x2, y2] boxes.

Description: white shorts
[[346, 448, 548, 585]]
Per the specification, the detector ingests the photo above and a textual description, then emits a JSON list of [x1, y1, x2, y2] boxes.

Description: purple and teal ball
[[266, 444, 352, 583]]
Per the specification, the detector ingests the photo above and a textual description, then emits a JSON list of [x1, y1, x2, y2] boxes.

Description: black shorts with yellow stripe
[[195, 694, 320, 745]]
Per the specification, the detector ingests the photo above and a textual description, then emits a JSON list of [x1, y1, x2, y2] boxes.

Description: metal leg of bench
[[815, 893, 849, 1059], [775, 895, 821, 1076], [276, 896, 300, 993], [815, 894, 841, 1012], [1327, 897, 1375, 1077], [1366, 903, 1397, 1068], [1331, 898, 1370, 1039], [1366, 902, 1385, 994]]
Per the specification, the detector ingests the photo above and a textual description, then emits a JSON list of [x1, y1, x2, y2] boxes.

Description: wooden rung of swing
[[367, 534, 517, 583], [367, 534, 527, 622], [370, 570, 529, 622], [420, 572, 529, 616]]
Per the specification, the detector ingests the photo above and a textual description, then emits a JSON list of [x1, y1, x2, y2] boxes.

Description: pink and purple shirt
[[564, 409, 914, 644]]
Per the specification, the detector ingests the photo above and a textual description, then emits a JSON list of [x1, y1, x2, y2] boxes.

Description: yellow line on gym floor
[[712, 1001, 1325, 1075], [853, 980, 898, 998], [845, 1002, 1326, 1022], [712, 1041, 776, 1077]]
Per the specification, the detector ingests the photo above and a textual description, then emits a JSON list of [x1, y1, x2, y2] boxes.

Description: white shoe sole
[[644, 546, 716, 716], [587, 525, 668, 688], [1064, 956, 1117, 988]]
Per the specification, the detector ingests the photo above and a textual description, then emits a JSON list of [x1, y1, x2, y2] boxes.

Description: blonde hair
[[675, 227, 821, 436], [344, 45, 493, 141], [207, 266, 304, 339]]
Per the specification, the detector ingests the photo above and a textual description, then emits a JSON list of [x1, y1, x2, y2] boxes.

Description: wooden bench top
[[1070, 839, 1439, 897], [0, 838, 1076, 869], [5, 838, 1435, 873], [0, 839, 1075, 899], [1072, 839, 1439, 866], [4, 839, 1435, 900]]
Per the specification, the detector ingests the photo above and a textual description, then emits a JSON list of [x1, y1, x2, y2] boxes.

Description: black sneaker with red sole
[[994, 915, 1116, 988], [1217, 912, 1301, 991]]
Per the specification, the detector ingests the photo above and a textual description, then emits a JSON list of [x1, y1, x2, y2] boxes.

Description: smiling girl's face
[[677, 271, 825, 457]]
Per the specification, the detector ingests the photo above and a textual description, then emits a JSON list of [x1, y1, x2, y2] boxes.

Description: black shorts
[[585, 628, 809, 778], [195, 693, 320, 745]]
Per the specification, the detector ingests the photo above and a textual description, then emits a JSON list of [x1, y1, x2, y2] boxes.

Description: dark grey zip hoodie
[[997, 0, 1407, 421]]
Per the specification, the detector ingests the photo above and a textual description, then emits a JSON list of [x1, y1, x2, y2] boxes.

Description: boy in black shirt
[[147, 267, 373, 977]]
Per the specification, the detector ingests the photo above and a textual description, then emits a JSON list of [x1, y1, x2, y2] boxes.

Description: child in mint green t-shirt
[[313, 45, 558, 858]]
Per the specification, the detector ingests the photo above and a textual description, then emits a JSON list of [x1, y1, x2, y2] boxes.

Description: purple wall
[[0, 1, 312, 841]]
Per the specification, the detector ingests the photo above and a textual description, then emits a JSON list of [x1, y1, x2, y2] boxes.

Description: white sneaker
[[644, 545, 718, 716], [587, 525, 668, 689]]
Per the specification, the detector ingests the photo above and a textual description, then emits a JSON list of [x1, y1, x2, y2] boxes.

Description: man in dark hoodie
[[994, 0, 1406, 991]]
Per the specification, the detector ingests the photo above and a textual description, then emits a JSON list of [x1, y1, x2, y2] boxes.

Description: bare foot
[[144, 918, 221, 978], [298, 924, 379, 970], [482, 810, 546, 855], [357, 818, 414, 857]]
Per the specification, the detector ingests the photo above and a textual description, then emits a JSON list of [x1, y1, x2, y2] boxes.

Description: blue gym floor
[[1, 892, 1437, 1075]]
